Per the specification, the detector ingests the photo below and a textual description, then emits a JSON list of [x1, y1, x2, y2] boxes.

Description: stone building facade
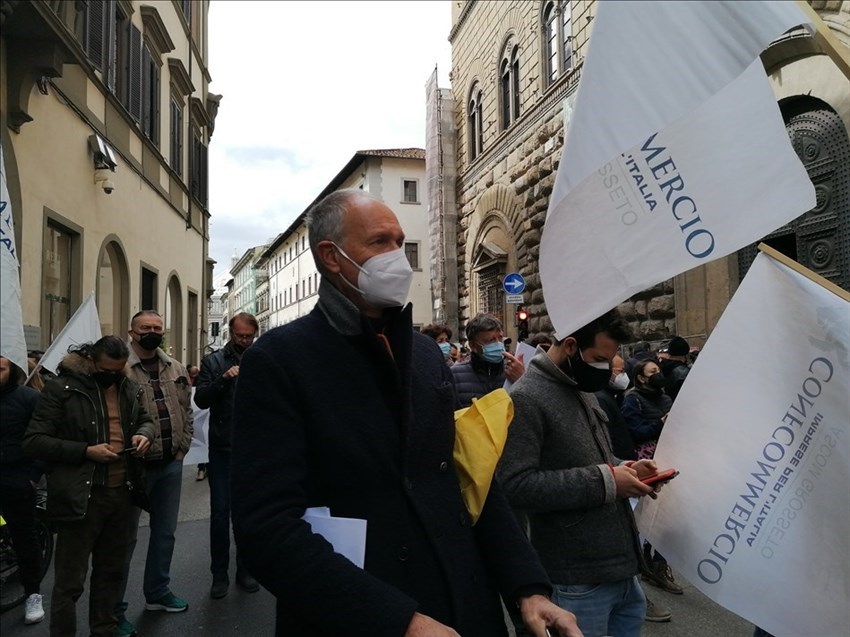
[[436, 0, 849, 347]]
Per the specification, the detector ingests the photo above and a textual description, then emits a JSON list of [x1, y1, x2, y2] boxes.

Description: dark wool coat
[[231, 281, 550, 637], [22, 353, 155, 522], [497, 352, 642, 585]]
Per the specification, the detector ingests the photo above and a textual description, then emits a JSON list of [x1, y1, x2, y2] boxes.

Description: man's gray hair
[[465, 313, 503, 343], [306, 189, 377, 274]]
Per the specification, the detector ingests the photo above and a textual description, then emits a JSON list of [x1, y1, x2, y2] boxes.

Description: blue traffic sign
[[503, 273, 526, 294]]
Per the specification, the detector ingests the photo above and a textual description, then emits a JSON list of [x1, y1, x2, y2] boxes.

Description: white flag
[[0, 143, 28, 373], [540, 1, 815, 338], [636, 252, 850, 637], [39, 292, 103, 375]]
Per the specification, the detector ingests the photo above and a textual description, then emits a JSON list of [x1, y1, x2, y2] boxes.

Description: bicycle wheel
[[0, 529, 26, 613], [35, 511, 53, 580]]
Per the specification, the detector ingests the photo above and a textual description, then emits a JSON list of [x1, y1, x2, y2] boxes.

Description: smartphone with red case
[[641, 468, 679, 486]]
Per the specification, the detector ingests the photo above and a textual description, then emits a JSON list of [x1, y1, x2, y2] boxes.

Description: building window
[[128, 25, 143, 121], [170, 98, 183, 176], [190, 131, 209, 207], [108, 6, 130, 97], [404, 242, 420, 270], [41, 221, 80, 346], [84, 0, 111, 72], [402, 179, 419, 203], [499, 39, 520, 130], [141, 45, 160, 145], [542, 1, 573, 89], [476, 262, 505, 326], [141, 267, 158, 310], [468, 84, 484, 161]]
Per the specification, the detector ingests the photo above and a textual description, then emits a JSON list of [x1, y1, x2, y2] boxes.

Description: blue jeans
[[208, 448, 235, 578], [116, 457, 183, 616], [553, 576, 645, 637]]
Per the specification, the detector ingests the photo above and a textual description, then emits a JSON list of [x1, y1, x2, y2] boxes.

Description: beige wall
[[1, 0, 213, 363]]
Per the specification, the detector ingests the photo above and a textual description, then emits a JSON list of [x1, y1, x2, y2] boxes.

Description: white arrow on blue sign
[[502, 273, 526, 294]]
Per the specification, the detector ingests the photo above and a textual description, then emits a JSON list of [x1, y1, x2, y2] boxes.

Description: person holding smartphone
[[23, 336, 154, 637], [498, 310, 661, 637], [621, 360, 682, 596]]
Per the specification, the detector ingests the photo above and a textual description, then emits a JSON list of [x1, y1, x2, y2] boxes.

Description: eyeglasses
[[232, 332, 255, 342], [135, 325, 164, 334]]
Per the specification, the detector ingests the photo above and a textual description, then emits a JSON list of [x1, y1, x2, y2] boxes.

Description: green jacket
[[23, 352, 155, 522]]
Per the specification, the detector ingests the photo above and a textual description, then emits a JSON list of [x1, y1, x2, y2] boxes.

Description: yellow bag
[[453, 389, 514, 525]]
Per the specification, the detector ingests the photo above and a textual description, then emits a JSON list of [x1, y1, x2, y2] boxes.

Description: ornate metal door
[[738, 98, 850, 289]]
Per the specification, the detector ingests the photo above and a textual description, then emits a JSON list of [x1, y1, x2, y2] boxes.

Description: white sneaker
[[24, 593, 45, 624]]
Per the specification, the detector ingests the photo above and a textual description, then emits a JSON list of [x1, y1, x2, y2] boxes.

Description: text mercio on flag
[[539, 1, 815, 338]]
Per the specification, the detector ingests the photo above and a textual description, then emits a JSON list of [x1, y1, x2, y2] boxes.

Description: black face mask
[[646, 373, 666, 391], [562, 350, 611, 393], [135, 332, 163, 351], [93, 371, 122, 388]]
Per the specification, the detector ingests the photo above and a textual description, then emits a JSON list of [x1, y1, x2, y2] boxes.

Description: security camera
[[94, 170, 115, 194]]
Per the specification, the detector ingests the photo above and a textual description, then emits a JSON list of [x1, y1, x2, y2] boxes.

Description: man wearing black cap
[[659, 336, 691, 402]]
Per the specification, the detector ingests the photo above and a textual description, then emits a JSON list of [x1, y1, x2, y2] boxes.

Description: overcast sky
[[207, 1, 452, 279]]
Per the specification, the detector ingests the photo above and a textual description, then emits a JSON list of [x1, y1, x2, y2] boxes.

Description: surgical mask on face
[[333, 243, 414, 309], [134, 332, 163, 352], [480, 341, 506, 364], [438, 342, 452, 359], [610, 372, 630, 391]]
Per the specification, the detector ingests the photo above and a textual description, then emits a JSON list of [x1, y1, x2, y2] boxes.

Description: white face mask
[[610, 372, 630, 391], [333, 243, 414, 308]]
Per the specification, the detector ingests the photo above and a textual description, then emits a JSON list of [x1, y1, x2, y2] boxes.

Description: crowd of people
[[1, 187, 758, 637], [0, 307, 262, 636]]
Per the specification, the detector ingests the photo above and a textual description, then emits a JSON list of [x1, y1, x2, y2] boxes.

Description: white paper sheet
[[302, 507, 367, 568]]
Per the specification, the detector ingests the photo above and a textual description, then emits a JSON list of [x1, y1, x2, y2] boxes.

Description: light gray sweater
[[496, 351, 642, 585]]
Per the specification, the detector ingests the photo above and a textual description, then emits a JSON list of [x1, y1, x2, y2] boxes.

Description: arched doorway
[[738, 97, 850, 288], [164, 275, 183, 360], [96, 239, 129, 337], [464, 184, 527, 342]]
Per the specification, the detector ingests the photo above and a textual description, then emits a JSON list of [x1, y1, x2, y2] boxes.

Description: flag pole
[[795, 0, 850, 80], [757, 242, 850, 302], [24, 362, 41, 386]]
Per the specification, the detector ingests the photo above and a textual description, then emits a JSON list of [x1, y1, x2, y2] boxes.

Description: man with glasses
[[194, 312, 260, 600], [114, 310, 194, 635]]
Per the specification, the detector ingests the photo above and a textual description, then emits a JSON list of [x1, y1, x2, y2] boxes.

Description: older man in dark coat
[[231, 190, 581, 637]]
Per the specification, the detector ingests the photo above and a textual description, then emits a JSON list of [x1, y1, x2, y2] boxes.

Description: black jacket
[[621, 386, 673, 444], [231, 280, 550, 637], [451, 354, 506, 409], [659, 359, 690, 403], [1, 382, 41, 485], [22, 352, 155, 522], [595, 387, 637, 461], [194, 342, 241, 450]]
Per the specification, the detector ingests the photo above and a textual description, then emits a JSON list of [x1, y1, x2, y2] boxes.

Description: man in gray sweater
[[498, 310, 659, 637]]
